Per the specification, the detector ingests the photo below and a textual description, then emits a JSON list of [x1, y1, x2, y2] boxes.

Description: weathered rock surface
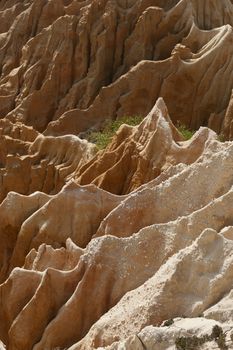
[[2, 1, 233, 350], [0, 97, 215, 202], [1, 117, 233, 349], [1, 0, 233, 136], [95, 318, 233, 350], [0, 118, 96, 201], [75, 98, 216, 194]]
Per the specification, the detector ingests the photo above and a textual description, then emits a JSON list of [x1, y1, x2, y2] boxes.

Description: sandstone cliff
[[1, 0, 233, 137], [1, 1, 233, 350], [1, 99, 233, 349]]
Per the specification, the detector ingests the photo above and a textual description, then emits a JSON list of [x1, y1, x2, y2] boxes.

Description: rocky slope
[[1, 0, 233, 136], [2, 1, 233, 350], [2, 99, 233, 349]]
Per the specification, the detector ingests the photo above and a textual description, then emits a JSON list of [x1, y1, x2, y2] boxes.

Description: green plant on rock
[[218, 134, 225, 142], [87, 115, 144, 149], [176, 121, 195, 140], [163, 318, 174, 327]]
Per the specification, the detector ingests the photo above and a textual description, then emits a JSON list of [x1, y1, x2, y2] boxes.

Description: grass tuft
[[176, 122, 195, 140]]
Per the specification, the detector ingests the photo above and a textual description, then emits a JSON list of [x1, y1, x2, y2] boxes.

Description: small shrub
[[87, 115, 143, 149], [212, 325, 224, 340], [87, 129, 112, 150], [211, 325, 228, 350], [176, 122, 195, 140], [163, 318, 174, 327], [218, 134, 225, 142]]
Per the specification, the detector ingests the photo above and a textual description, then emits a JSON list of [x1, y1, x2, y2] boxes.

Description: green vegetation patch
[[87, 115, 144, 150], [176, 122, 195, 140], [218, 134, 225, 142]]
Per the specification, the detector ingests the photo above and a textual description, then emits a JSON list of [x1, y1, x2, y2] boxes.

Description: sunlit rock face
[[1, 98, 233, 349], [2, 1, 233, 350], [1, 0, 233, 136]]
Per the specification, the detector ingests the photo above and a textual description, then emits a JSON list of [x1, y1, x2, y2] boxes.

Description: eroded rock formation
[[0, 118, 96, 202], [75, 98, 216, 194], [1, 98, 233, 349], [2, 1, 233, 350], [1, 0, 233, 136]]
